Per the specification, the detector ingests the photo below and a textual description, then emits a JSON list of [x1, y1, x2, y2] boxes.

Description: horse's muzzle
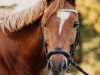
[[47, 48, 69, 75]]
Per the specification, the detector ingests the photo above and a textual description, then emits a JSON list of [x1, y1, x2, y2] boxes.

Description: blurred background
[[68, 0, 100, 75]]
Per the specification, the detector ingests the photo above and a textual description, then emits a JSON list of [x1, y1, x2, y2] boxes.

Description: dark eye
[[73, 21, 79, 28], [44, 24, 47, 27]]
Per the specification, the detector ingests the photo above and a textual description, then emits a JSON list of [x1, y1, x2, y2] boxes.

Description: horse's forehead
[[57, 10, 71, 21], [57, 10, 71, 35]]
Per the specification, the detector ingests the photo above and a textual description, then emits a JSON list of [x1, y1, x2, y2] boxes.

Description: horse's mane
[[0, 0, 46, 34], [42, 0, 65, 26], [0, 0, 17, 7]]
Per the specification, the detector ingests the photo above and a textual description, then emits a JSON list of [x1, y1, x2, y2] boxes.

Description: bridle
[[42, 9, 89, 75]]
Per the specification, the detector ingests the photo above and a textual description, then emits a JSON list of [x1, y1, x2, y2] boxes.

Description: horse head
[[42, 0, 79, 75]]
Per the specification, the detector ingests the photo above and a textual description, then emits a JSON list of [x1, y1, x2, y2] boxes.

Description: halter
[[42, 9, 89, 75]]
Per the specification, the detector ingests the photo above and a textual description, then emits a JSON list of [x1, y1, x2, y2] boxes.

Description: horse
[[0, 0, 88, 75], [41, 0, 88, 75]]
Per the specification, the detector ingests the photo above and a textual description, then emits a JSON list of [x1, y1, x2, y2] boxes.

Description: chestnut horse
[[0, 0, 88, 75]]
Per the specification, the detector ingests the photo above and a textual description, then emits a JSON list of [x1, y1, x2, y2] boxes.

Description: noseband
[[42, 9, 89, 75]]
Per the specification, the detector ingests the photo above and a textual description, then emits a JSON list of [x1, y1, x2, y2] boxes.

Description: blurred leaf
[[76, 0, 100, 33]]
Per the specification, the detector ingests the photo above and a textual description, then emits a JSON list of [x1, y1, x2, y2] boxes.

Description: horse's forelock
[[42, 0, 65, 26], [46, 0, 54, 5]]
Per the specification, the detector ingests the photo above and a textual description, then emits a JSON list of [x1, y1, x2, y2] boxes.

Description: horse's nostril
[[52, 68, 58, 73], [48, 59, 53, 70], [62, 60, 67, 70]]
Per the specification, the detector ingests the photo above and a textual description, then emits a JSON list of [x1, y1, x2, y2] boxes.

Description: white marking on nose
[[57, 10, 70, 35]]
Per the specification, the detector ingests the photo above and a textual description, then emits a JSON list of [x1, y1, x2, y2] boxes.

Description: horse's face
[[42, 0, 78, 75], [44, 10, 78, 51]]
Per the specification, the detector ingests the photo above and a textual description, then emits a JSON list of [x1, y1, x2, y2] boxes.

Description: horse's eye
[[73, 22, 79, 28], [44, 24, 48, 27]]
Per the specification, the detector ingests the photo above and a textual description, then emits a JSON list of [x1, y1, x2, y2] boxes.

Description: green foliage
[[76, 0, 100, 33]]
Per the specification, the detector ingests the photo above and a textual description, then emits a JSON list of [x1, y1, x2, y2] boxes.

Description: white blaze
[[57, 10, 70, 35]]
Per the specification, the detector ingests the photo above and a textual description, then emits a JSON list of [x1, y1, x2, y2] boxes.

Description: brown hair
[[42, 0, 66, 26]]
